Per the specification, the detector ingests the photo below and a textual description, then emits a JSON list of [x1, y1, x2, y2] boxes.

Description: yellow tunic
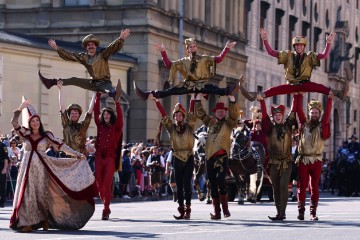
[[161, 113, 196, 162], [267, 112, 296, 174], [277, 51, 320, 84], [297, 123, 325, 165], [195, 101, 239, 158], [57, 38, 124, 81], [168, 55, 216, 88], [61, 111, 92, 154]]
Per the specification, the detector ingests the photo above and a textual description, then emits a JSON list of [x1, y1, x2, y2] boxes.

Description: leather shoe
[[38, 70, 57, 89], [268, 214, 286, 221], [134, 81, 150, 101]]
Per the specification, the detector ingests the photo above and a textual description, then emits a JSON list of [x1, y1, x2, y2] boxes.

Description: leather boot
[[210, 197, 221, 220], [173, 205, 185, 220], [19, 226, 33, 233], [310, 202, 319, 221], [239, 80, 257, 102], [332, 80, 349, 100], [220, 194, 231, 218], [102, 209, 111, 220], [297, 201, 305, 220], [38, 70, 57, 89], [134, 81, 150, 101], [184, 204, 191, 220]]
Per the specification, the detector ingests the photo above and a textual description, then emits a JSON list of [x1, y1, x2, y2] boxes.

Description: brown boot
[[310, 202, 319, 221], [239, 79, 257, 102], [184, 204, 191, 220], [297, 201, 305, 220], [102, 209, 111, 220], [173, 205, 185, 220], [114, 79, 122, 102], [332, 80, 349, 100], [19, 226, 33, 233], [210, 197, 221, 220], [134, 81, 150, 101], [38, 70, 57, 89], [220, 194, 231, 218]]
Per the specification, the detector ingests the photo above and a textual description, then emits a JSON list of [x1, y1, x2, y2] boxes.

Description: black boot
[[210, 198, 221, 220], [226, 81, 239, 96], [38, 70, 57, 89], [173, 205, 185, 220], [297, 201, 305, 220], [134, 81, 150, 101], [310, 202, 319, 221], [184, 204, 191, 220]]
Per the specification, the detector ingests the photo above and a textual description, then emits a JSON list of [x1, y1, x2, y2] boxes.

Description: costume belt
[[288, 79, 310, 86], [271, 158, 292, 176]]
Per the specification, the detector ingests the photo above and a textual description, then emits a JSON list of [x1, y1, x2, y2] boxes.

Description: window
[[275, 9, 285, 50], [314, 3, 318, 22], [259, 1, 270, 50], [257, 85, 263, 92], [64, 0, 90, 6], [288, 16, 298, 49], [356, 26, 359, 43], [313, 27, 322, 52], [302, 0, 307, 16], [290, 0, 295, 9], [325, 9, 330, 28], [272, 95, 278, 105]]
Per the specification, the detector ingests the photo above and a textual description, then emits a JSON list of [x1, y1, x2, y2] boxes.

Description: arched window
[[302, 0, 307, 16]]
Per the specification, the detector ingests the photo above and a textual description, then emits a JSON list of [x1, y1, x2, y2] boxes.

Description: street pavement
[[1, 192, 359, 240]]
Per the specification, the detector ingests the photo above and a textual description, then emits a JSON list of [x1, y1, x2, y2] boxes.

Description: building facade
[[0, 0, 248, 145], [246, 0, 360, 160]]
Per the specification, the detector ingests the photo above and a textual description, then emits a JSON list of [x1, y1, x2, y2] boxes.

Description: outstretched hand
[[326, 32, 336, 43], [259, 28, 268, 40], [120, 29, 131, 40], [155, 43, 165, 52], [256, 94, 264, 101], [225, 41, 237, 49], [18, 100, 31, 111], [57, 80, 63, 90], [48, 39, 58, 50]]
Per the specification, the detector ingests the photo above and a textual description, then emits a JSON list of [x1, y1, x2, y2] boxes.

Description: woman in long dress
[[9, 99, 98, 232]]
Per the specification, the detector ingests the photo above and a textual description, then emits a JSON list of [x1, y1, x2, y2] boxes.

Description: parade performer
[[39, 29, 131, 102], [146, 146, 165, 198], [150, 93, 196, 220], [296, 93, 333, 221], [94, 89, 123, 220], [240, 28, 348, 101], [9, 99, 97, 232], [134, 38, 239, 100], [257, 93, 298, 220], [57, 80, 95, 154], [195, 83, 240, 220]]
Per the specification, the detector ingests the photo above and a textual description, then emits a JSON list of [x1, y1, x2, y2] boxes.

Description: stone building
[[0, 0, 248, 145], [246, 0, 360, 160]]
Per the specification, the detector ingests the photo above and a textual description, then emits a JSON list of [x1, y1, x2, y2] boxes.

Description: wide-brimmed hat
[[82, 34, 100, 48], [211, 102, 229, 112]]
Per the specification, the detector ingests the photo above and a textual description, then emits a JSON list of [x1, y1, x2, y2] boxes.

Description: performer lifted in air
[[39, 29, 131, 102], [240, 28, 348, 101], [134, 38, 239, 100]]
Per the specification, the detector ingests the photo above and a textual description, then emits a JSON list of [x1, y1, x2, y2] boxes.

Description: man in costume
[[57, 81, 95, 154], [0, 139, 9, 208], [39, 29, 131, 101], [146, 146, 165, 198], [194, 83, 240, 220], [257, 93, 298, 220], [240, 28, 348, 101], [150, 93, 196, 220], [296, 93, 333, 221], [93, 87, 124, 220], [134, 38, 239, 100]]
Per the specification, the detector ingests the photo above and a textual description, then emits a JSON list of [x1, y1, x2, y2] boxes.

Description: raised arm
[[11, 100, 31, 129], [87, 92, 96, 115], [94, 92, 101, 126], [57, 80, 65, 113], [259, 28, 278, 57], [155, 43, 172, 69], [257, 95, 271, 133], [214, 41, 237, 64], [317, 32, 336, 60], [296, 93, 307, 125], [321, 94, 333, 140]]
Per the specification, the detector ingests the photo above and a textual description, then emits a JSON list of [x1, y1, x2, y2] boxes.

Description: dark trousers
[[61, 77, 114, 93], [120, 172, 132, 195], [207, 154, 229, 198], [0, 173, 6, 204], [174, 156, 194, 206], [153, 84, 229, 98]]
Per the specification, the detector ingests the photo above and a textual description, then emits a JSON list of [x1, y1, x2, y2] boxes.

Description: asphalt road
[[1, 192, 359, 240]]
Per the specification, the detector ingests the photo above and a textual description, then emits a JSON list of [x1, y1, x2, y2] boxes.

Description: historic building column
[[213, 0, 220, 28]]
